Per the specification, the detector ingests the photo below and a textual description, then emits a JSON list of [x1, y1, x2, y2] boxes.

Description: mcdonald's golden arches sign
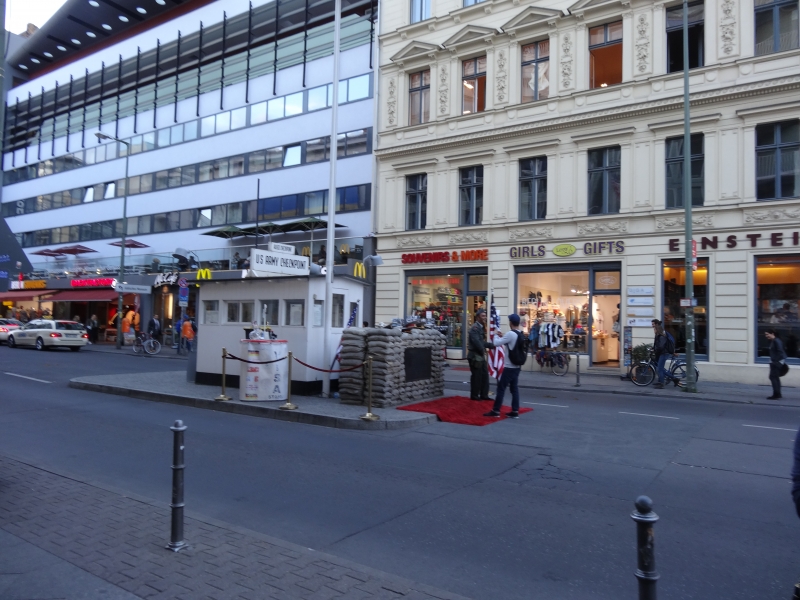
[[196, 268, 212, 280], [353, 262, 366, 279]]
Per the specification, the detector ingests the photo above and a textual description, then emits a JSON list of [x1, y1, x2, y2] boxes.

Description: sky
[[6, 0, 68, 36]]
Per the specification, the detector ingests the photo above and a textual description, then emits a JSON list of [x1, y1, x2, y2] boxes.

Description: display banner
[[249, 248, 310, 276]]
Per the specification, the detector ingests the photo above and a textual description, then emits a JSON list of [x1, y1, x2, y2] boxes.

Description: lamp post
[[681, 0, 697, 392], [96, 132, 130, 349]]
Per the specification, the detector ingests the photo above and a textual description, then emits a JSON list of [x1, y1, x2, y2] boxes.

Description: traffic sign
[[178, 277, 188, 288], [178, 287, 189, 299], [116, 284, 152, 294]]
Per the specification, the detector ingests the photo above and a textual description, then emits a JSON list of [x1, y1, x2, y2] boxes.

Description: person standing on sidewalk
[[484, 313, 523, 419], [653, 321, 678, 389], [468, 309, 494, 400], [765, 328, 786, 399]]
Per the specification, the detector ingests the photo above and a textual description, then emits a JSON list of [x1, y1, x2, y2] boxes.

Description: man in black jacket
[[765, 328, 786, 399], [147, 314, 163, 340], [468, 309, 495, 401]]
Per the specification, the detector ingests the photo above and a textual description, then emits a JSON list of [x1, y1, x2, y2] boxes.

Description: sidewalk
[[84, 343, 189, 361], [69, 372, 437, 430], [444, 363, 800, 408], [0, 455, 469, 600]]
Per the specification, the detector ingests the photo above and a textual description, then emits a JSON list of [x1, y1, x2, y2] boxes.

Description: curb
[[68, 380, 438, 430], [444, 378, 800, 408], [83, 347, 189, 361]]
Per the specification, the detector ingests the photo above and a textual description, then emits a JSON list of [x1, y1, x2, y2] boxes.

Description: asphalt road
[[1, 344, 799, 599]]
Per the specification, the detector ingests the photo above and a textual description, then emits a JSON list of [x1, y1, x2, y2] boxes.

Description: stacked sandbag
[[396, 329, 446, 403], [337, 328, 368, 405], [365, 329, 404, 407]]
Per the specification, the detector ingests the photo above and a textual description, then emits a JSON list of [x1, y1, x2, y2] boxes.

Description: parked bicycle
[[132, 332, 162, 356], [533, 349, 571, 377], [629, 349, 699, 387]]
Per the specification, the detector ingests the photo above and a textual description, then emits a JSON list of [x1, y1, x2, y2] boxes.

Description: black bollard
[[167, 420, 188, 552], [631, 495, 659, 600]]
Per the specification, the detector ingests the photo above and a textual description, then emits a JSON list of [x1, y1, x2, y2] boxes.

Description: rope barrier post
[[574, 353, 581, 387], [361, 355, 379, 421], [279, 351, 298, 410], [215, 347, 230, 401], [166, 420, 188, 552]]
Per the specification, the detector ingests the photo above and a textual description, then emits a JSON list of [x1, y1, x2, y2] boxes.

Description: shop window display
[[663, 259, 708, 356], [756, 256, 800, 360], [407, 275, 465, 347]]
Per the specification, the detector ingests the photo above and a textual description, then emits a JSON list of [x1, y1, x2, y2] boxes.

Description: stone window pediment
[[442, 25, 497, 51], [390, 41, 441, 64], [501, 6, 563, 36]]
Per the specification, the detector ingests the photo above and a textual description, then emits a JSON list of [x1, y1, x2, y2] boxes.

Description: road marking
[[742, 424, 796, 432], [524, 402, 569, 408], [4, 372, 52, 384], [619, 411, 679, 420]]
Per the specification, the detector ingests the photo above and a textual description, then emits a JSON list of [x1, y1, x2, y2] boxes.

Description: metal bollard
[[574, 353, 581, 387], [279, 351, 298, 410], [631, 495, 659, 600], [167, 420, 188, 552], [361, 356, 379, 421], [214, 347, 231, 401]]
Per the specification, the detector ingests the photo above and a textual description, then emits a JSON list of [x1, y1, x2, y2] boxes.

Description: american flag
[[331, 302, 360, 369], [487, 295, 505, 379]]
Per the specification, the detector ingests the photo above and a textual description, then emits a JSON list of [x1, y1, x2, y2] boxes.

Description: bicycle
[[534, 349, 571, 376], [132, 332, 162, 355], [629, 350, 699, 387]]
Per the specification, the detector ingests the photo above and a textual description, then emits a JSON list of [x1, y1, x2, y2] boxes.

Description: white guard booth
[[196, 245, 366, 397]]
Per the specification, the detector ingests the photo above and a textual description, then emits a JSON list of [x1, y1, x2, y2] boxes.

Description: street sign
[[178, 277, 188, 288], [680, 298, 698, 307], [626, 318, 653, 327], [627, 286, 654, 296], [178, 286, 189, 308], [627, 297, 654, 306], [116, 284, 152, 294]]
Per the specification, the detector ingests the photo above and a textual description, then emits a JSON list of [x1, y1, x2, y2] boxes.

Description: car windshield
[[55, 322, 85, 331], [0, 319, 21, 325]]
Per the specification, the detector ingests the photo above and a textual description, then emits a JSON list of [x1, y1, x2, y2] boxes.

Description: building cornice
[[375, 76, 800, 159]]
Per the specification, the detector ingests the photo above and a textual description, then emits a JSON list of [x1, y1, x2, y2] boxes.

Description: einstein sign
[[249, 248, 310, 277]]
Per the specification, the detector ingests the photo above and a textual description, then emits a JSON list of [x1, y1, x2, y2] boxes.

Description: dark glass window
[[755, 0, 799, 56], [519, 157, 548, 220], [666, 3, 705, 72], [521, 41, 550, 102], [459, 166, 483, 226], [588, 147, 621, 215], [665, 133, 704, 208], [589, 22, 623, 89], [663, 258, 708, 357], [406, 174, 427, 231], [756, 120, 800, 200], [409, 70, 430, 125], [756, 256, 800, 360]]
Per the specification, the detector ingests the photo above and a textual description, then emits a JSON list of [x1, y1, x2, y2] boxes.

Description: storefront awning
[[0, 290, 55, 302], [48, 290, 119, 302]]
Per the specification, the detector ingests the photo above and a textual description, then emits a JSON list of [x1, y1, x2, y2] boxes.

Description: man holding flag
[[485, 312, 523, 419], [468, 307, 495, 401]]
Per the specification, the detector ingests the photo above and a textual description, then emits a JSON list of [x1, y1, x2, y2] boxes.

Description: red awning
[[0, 290, 55, 301], [48, 290, 119, 302]]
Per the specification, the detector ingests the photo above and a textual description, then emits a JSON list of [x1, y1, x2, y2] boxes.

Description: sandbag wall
[[338, 328, 446, 407]]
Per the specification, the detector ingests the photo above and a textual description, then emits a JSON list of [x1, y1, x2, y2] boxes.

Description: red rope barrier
[[224, 353, 288, 365], [292, 356, 367, 373]]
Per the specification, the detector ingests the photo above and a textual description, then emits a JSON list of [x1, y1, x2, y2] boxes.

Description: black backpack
[[508, 330, 529, 366], [664, 332, 676, 354]]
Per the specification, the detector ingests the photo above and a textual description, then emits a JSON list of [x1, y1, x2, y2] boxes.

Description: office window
[[308, 86, 328, 111], [409, 70, 431, 125], [285, 300, 305, 326], [283, 145, 301, 167], [756, 120, 800, 200], [588, 147, 621, 215], [285, 92, 304, 116], [755, 0, 799, 55], [337, 130, 369, 157], [462, 57, 487, 115], [198, 208, 212, 228], [251, 101, 267, 124], [157, 128, 171, 147], [249, 150, 267, 172], [171, 124, 184, 144], [406, 174, 427, 231], [666, 3, 705, 72], [589, 22, 623, 88], [304, 191, 326, 215], [261, 300, 279, 326], [665, 134, 704, 208], [201, 115, 215, 137], [306, 138, 327, 162], [521, 40, 550, 102], [217, 112, 233, 135], [463, 0, 487, 5], [459, 166, 483, 226], [230, 107, 247, 129], [519, 157, 548, 220], [203, 301, 219, 325], [411, 0, 430, 23]]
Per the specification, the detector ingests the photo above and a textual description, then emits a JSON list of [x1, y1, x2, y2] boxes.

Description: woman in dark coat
[[765, 328, 787, 399]]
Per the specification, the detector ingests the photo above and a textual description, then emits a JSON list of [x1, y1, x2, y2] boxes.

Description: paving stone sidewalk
[[0, 455, 469, 600]]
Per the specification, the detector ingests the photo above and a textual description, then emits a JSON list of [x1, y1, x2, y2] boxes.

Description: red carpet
[[397, 395, 532, 426]]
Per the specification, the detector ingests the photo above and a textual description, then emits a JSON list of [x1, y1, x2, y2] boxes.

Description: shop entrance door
[[589, 270, 622, 368]]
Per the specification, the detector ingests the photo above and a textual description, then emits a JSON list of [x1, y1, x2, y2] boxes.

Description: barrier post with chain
[[279, 351, 298, 410], [361, 355, 379, 421], [215, 347, 230, 401]]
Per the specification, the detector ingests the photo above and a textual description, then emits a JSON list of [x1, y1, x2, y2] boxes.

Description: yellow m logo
[[353, 262, 366, 279], [197, 269, 212, 280]]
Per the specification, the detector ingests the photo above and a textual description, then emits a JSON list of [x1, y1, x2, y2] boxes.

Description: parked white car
[[7, 320, 88, 351], [0, 318, 22, 344]]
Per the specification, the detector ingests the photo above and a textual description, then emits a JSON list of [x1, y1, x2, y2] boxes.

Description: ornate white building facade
[[374, 0, 800, 381]]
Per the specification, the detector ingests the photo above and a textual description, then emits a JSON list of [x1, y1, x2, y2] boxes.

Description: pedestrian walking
[[147, 314, 163, 341], [765, 328, 787, 399], [86, 314, 99, 344], [652, 320, 679, 389], [484, 313, 524, 419], [467, 308, 494, 400]]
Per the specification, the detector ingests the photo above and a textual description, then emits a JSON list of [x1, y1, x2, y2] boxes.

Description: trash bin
[[239, 339, 288, 401]]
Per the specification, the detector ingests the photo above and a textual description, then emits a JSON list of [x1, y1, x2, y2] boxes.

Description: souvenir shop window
[[663, 259, 708, 356], [517, 271, 590, 354], [407, 274, 465, 348], [756, 256, 800, 360]]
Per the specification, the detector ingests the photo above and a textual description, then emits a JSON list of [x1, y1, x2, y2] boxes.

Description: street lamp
[[96, 132, 130, 349]]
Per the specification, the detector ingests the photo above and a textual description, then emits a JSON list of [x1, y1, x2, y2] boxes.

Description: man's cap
[[475, 309, 487, 316], [508, 313, 521, 325]]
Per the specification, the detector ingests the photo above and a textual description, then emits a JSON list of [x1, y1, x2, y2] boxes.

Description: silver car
[[0, 318, 22, 344], [8, 320, 88, 351]]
